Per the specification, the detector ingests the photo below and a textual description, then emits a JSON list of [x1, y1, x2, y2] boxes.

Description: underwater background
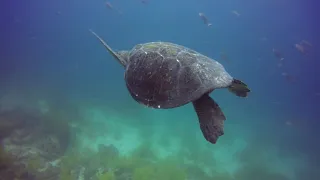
[[0, 0, 319, 179]]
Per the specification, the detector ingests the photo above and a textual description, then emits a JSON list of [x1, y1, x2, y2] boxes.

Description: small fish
[[199, 13, 212, 27], [260, 37, 268, 41], [295, 43, 307, 55], [301, 40, 312, 47], [141, 0, 148, 4], [273, 48, 284, 59], [231, 10, 240, 17], [220, 51, 230, 63], [271, 101, 282, 104], [105, 1, 123, 14], [281, 72, 296, 83], [273, 48, 285, 66], [296, 40, 312, 55], [285, 121, 293, 126], [105, 1, 113, 9]]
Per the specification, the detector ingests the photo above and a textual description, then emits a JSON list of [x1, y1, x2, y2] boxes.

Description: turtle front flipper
[[228, 79, 250, 97], [89, 29, 127, 67], [192, 94, 226, 144]]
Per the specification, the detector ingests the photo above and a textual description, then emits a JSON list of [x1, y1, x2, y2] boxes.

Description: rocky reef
[[0, 107, 71, 180], [2, 94, 293, 180], [56, 142, 188, 180], [0, 96, 191, 180]]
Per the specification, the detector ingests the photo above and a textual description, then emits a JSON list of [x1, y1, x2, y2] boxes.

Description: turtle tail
[[228, 79, 250, 97]]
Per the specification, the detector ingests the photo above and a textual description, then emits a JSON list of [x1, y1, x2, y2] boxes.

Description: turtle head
[[89, 30, 128, 67], [228, 79, 250, 97], [117, 50, 130, 66]]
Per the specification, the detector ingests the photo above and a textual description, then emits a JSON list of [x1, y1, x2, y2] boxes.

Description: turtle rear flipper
[[192, 94, 226, 144], [89, 29, 127, 67], [228, 79, 250, 97]]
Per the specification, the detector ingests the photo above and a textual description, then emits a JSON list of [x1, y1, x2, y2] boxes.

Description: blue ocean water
[[0, 0, 319, 179]]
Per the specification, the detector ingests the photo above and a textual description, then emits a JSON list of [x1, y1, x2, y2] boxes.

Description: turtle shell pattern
[[124, 42, 233, 109]]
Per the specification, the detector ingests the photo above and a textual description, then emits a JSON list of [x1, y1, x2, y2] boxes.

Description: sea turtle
[[90, 30, 250, 144]]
